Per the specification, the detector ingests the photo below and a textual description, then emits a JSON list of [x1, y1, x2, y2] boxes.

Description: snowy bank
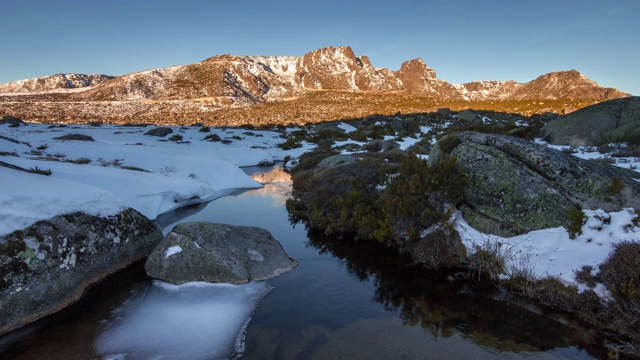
[[0, 124, 311, 236]]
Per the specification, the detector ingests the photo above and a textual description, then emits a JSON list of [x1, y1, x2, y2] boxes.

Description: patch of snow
[[337, 122, 357, 133], [456, 208, 639, 297], [165, 246, 183, 258]]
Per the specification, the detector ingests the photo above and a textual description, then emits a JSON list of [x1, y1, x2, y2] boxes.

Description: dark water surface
[[0, 165, 603, 359]]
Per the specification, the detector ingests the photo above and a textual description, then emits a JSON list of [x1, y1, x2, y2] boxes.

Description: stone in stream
[[145, 222, 298, 285]]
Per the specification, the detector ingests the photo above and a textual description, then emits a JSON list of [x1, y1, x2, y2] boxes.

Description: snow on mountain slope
[[0, 46, 629, 106]]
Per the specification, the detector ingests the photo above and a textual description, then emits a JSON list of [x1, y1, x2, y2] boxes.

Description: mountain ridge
[[0, 46, 630, 125], [0, 46, 628, 102]]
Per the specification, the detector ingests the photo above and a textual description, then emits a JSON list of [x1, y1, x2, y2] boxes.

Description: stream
[[0, 164, 604, 359]]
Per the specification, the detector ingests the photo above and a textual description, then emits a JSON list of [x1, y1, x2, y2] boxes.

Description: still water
[[0, 165, 602, 359]]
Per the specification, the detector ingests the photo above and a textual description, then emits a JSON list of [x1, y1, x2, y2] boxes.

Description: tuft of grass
[[71, 157, 91, 164], [29, 166, 52, 176]]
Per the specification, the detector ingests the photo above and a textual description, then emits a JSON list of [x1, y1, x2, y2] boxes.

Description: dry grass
[[0, 90, 603, 126]]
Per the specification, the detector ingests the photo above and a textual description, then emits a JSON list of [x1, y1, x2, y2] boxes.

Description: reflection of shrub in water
[[304, 230, 587, 354]]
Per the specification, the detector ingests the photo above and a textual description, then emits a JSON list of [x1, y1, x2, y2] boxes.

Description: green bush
[[566, 207, 586, 239], [279, 138, 303, 150], [287, 151, 468, 268]]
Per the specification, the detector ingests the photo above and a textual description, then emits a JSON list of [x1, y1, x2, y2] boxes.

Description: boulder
[[53, 133, 95, 141], [315, 154, 356, 169], [145, 222, 298, 285], [144, 127, 174, 137], [429, 132, 640, 236], [541, 96, 640, 146], [1, 115, 25, 127], [457, 109, 483, 126], [0, 208, 162, 335]]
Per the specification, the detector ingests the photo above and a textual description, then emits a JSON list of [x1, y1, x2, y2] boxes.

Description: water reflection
[[300, 230, 602, 358]]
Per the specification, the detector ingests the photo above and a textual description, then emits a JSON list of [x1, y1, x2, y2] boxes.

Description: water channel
[[0, 165, 603, 359]]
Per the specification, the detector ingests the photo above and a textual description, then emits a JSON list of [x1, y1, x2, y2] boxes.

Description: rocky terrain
[[0, 46, 629, 125]]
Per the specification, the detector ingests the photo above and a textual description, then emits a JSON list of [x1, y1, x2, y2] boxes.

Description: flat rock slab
[[145, 222, 298, 284]]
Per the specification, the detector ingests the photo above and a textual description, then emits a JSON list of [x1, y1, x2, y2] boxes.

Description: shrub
[[287, 151, 468, 269], [279, 138, 303, 150], [29, 166, 52, 176], [437, 134, 461, 155], [199, 126, 211, 132], [566, 207, 586, 239], [599, 240, 640, 302], [71, 157, 91, 164], [168, 134, 183, 142]]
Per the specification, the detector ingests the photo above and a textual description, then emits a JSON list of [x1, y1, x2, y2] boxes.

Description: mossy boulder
[[541, 96, 640, 146], [145, 222, 298, 285], [0, 208, 162, 335], [430, 132, 640, 236]]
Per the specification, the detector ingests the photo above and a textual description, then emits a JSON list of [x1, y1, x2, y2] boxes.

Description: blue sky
[[1, 0, 638, 95]]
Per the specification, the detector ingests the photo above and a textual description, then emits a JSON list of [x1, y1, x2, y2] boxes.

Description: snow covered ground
[[0, 123, 312, 236]]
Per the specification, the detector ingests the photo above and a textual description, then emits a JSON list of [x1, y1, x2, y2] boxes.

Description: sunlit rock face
[[94, 280, 272, 360], [145, 222, 298, 284]]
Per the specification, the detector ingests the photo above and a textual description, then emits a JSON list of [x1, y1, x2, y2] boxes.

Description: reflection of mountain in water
[[246, 165, 292, 207], [304, 230, 603, 357]]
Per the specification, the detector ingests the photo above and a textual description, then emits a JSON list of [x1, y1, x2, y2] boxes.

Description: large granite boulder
[[0, 208, 162, 335], [541, 96, 640, 146], [145, 222, 298, 285], [429, 132, 640, 236]]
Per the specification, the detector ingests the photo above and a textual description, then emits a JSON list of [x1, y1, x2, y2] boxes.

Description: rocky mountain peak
[[0, 46, 630, 119], [397, 58, 437, 79]]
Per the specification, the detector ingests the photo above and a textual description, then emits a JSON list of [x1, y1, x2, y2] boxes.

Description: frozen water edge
[[94, 280, 273, 360]]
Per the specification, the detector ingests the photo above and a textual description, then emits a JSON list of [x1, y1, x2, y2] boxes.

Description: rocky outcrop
[[0, 115, 25, 126], [145, 222, 298, 284], [144, 127, 174, 137], [429, 132, 640, 236], [541, 96, 640, 146], [0, 208, 162, 335]]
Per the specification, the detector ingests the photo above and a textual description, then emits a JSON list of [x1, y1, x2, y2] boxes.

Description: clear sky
[[1, 0, 638, 95]]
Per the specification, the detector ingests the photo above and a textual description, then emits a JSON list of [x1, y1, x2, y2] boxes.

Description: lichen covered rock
[[0, 208, 162, 335], [145, 222, 298, 285], [429, 132, 640, 235], [541, 96, 640, 146]]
